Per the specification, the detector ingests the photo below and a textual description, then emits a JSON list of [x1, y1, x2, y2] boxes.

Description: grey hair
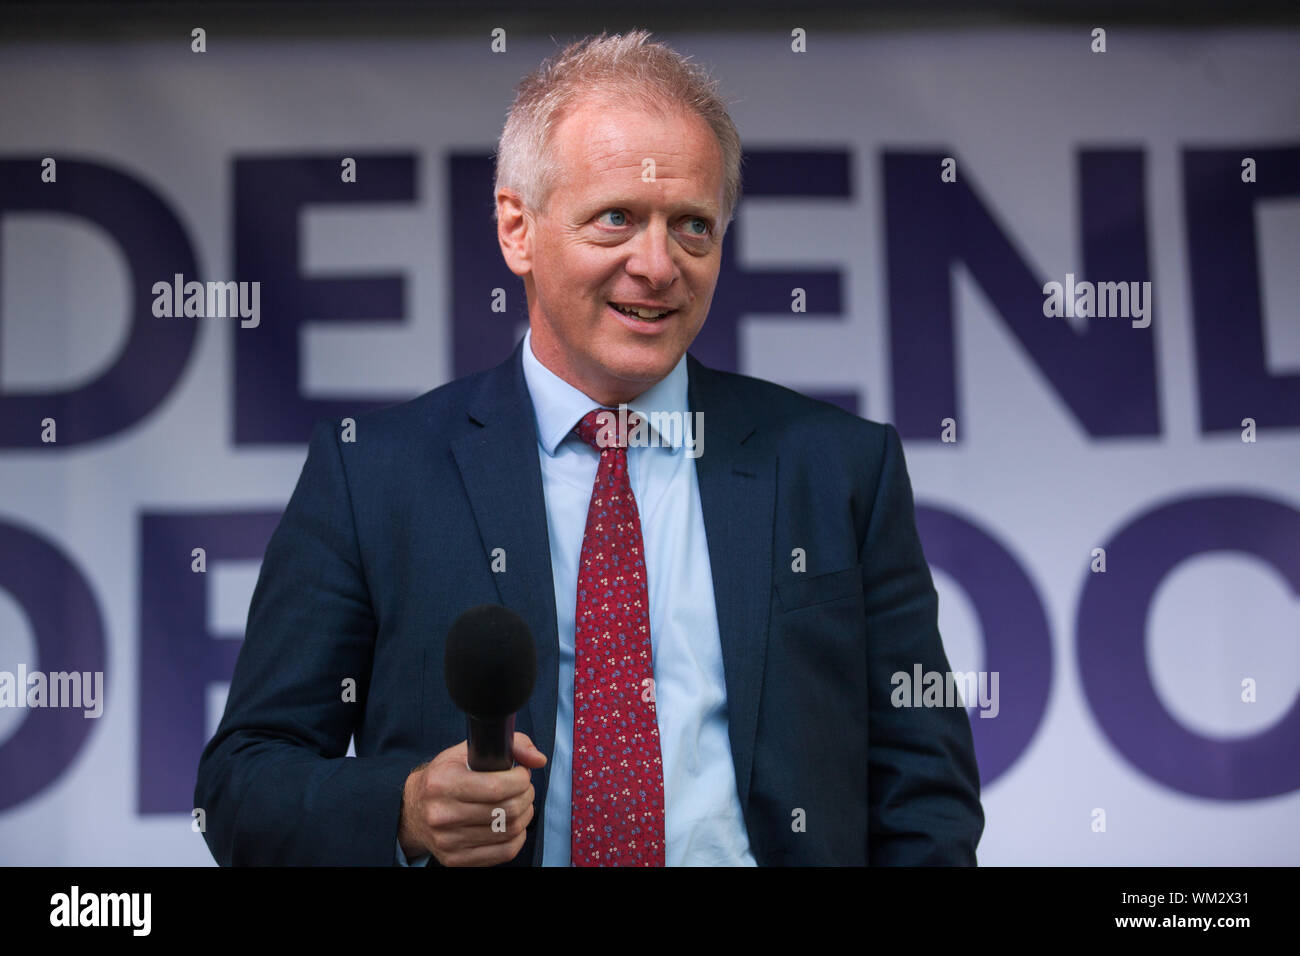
[[493, 29, 743, 230]]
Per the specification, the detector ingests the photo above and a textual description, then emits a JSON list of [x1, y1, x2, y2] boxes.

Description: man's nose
[[625, 220, 677, 289]]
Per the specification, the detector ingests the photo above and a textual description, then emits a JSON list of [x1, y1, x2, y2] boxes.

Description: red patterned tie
[[570, 408, 666, 866]]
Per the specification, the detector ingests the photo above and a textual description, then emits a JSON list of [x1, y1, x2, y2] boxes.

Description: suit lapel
[[687, 355, 777, 818], [449, 344, 560, 812]]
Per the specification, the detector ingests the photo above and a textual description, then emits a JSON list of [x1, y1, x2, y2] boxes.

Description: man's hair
[[494, 29, 743, 230]]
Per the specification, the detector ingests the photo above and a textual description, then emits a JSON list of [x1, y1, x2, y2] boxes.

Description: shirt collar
[[520, 327, 690, 457]]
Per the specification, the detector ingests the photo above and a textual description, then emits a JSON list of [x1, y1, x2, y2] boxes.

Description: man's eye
[[682, 217, 711, 237], [598, 210, 628, 227]]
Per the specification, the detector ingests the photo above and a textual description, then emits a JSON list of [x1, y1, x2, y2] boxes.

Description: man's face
[[499, 96, 726, 406]]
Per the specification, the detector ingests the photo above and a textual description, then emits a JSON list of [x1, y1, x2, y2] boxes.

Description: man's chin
[[590, 353, 682, 401]]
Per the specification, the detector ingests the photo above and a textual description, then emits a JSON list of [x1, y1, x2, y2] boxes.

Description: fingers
[[430, 800, 535, 846], [424, 781, 536, 830], [430, 827, 530, 868], [445, 763, 533, 805], [426, 797, 535, 866], [404, 738, 546, 867], [512, 732, 548, 768]]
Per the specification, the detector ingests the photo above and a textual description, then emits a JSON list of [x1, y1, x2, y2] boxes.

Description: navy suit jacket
[[195, 341, 984, 866]]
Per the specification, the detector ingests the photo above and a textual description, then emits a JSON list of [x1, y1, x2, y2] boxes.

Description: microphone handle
[[466, 712, 515, 771]]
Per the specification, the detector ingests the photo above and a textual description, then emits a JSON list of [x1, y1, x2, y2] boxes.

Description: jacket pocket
[[775, 565, 862, 611]]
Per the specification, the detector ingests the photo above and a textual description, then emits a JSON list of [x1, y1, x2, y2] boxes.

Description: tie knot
[[574, 407, 643, 451]]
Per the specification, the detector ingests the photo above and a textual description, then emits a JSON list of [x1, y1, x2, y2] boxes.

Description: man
[[195, 30, 983, 866]]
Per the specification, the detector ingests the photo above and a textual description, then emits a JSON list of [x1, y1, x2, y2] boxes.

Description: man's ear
[[497, 188, 534, 278]]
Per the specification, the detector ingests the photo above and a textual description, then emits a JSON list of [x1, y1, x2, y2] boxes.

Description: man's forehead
[[553, 102, 721, 182], [557, 96, 716, 153]]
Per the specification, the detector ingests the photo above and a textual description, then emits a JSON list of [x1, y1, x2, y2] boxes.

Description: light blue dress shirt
[[521, 330, 755, 867], [399, 332, 754, 866]]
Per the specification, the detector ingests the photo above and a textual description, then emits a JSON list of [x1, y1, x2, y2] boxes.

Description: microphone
[[444, 604, 538, 771]]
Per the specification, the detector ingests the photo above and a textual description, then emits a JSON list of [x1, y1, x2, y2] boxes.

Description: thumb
[[512, 731, 548, 768]]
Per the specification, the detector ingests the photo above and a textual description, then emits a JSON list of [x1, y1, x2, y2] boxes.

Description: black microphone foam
[[444, 604, 537, 717]]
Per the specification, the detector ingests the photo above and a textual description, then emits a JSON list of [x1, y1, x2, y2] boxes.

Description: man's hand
[[398, 732, 547, 866]]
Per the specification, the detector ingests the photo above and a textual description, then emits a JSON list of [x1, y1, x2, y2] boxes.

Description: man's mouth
[[609, 301, 678, 322]]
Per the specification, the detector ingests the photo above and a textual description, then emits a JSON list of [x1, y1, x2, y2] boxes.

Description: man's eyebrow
[[583, 196, 721, 219]]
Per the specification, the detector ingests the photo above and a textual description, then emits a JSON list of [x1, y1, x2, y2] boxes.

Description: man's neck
[[525, 332, 654, 407]]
